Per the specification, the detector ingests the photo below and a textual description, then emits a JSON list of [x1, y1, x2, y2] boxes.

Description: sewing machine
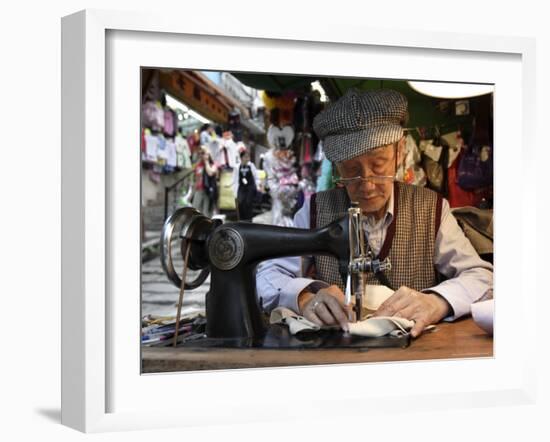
[[160, 206, 408, 349]]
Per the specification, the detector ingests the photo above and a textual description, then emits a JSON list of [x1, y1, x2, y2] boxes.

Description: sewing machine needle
[[344, 273, 353, 322]]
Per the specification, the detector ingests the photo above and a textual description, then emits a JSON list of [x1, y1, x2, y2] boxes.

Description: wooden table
[[141, 317, 492, 373]]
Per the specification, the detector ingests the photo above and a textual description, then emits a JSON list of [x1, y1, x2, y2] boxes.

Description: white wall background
[[0, 0, 547, 440]]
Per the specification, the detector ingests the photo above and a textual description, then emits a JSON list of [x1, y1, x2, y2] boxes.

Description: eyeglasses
[[334, 143, 399, 186], [332, 174, 396, 186]]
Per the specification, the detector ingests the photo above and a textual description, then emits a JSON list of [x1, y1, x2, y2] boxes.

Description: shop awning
[[230, 73, 318, 95], [231, 73, 480, 129], [158, 70, 250, 124]]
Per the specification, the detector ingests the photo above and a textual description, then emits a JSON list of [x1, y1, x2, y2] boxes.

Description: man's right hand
[[298, 285, 350, 332]]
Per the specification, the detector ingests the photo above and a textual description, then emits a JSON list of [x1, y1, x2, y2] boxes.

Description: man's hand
[[374, 286, 451, 338], [298, 285, 350, 332]]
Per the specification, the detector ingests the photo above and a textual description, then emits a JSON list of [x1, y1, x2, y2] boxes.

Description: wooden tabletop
[[141, 317, 492, 373]]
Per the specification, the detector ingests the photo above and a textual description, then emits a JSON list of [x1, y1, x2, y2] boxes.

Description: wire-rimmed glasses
[[333, 142, 400, 186], [332, 174, 396, 186]]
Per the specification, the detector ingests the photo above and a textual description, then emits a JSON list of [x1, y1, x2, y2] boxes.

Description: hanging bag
[[421, 131, 449, 195], [456, 118, 493, 190], [217, 169, 236, 210], [456, 143, 493, 190]]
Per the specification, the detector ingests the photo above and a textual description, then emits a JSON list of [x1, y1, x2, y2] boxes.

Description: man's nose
[[359, 178, 377, 192]]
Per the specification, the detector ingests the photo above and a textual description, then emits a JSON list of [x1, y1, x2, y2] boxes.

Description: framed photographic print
[[139, 67, 496, 372], [62, 9, 537, 433]]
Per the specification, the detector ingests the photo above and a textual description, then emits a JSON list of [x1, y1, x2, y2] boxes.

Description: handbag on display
[[456, 143, 493, 190], [217, 169, 236, 210], [448, 149, 492, 208], [398, 135, 427, 186], [420, 136, 449, 195]]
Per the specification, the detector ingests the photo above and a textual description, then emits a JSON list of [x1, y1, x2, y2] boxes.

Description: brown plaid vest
[[310, 182, 442, 291]]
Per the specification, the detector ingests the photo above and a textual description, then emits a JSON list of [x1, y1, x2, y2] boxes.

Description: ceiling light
[[408, 81, 494, 99], [311, 81, 328, 102]]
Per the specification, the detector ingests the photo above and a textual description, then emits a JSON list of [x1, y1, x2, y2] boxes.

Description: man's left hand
[[373, 286, 451, 338]]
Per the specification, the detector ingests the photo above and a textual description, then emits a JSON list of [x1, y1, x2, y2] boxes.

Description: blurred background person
[[233, 149, 259, 221], [192, 146, 218, 217]]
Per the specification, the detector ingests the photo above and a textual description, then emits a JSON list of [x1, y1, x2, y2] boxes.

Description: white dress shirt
[[256, 188, 493, 321], [214, 138, 240, 169]]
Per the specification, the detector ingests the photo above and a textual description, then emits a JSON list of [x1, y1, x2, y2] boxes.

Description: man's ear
[[397, 136, 406, 164], [334, 163, 348, 190]]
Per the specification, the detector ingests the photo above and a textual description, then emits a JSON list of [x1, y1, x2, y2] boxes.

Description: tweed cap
[[313, 88, 408, 163]]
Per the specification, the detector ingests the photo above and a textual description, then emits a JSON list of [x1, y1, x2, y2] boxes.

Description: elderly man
[[256, 89, 493, 338]]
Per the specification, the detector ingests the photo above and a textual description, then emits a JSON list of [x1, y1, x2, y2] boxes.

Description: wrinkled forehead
[[364, 143, 395, 158], [338, 143, 395, 167]]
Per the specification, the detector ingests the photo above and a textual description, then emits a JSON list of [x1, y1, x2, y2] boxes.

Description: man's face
[[336, 141, 403, 218]]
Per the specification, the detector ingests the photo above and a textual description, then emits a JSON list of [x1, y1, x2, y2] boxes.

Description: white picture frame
[[61, 9, 538, 433]]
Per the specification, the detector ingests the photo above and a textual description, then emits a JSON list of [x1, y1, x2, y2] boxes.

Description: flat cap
[[313, 89, 408, 163]]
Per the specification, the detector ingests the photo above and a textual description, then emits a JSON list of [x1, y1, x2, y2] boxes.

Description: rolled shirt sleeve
[[423, 198, 493, 320]]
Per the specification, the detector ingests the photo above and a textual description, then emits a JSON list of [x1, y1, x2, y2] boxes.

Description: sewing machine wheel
[[161, 207, 217, 290]]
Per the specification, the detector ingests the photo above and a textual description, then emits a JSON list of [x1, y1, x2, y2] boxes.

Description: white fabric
[[215, 138, 240, 169], [175, 134, 192, 169], [269, 307, 323, 334], [262, 148, 299, 227], [396, 134, 427, 186], [199, 129, 213, 146], [144, 133, 159, 162], [471, 299, 494, 335], [441, 131, 463, 167], [419, 139, 443, 162], [364, 285, 395, 310], [348, 316, 414, 337], [269, 306, 414, 338], [156, 136, 168, 160], [207, 138, 221, 162], [165, 139, 177, 168]]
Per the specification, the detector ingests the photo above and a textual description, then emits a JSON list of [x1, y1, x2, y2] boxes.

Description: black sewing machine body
[[206, 219, 350, 340], [161, 207, 409, 350]]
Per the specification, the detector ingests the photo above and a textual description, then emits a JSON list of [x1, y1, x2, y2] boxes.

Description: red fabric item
[[187, 134, 200, 155], [447, 149, 491, 208], [194, 161, 205, 191], [302, 135, 312, 163]]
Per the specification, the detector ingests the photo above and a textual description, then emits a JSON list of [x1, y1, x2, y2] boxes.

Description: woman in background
[[192, 146, 218, 217]]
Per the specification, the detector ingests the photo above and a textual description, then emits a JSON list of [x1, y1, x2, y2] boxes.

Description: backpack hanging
[[456, 144, 493, 190], [457, 117, 493, 191]]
